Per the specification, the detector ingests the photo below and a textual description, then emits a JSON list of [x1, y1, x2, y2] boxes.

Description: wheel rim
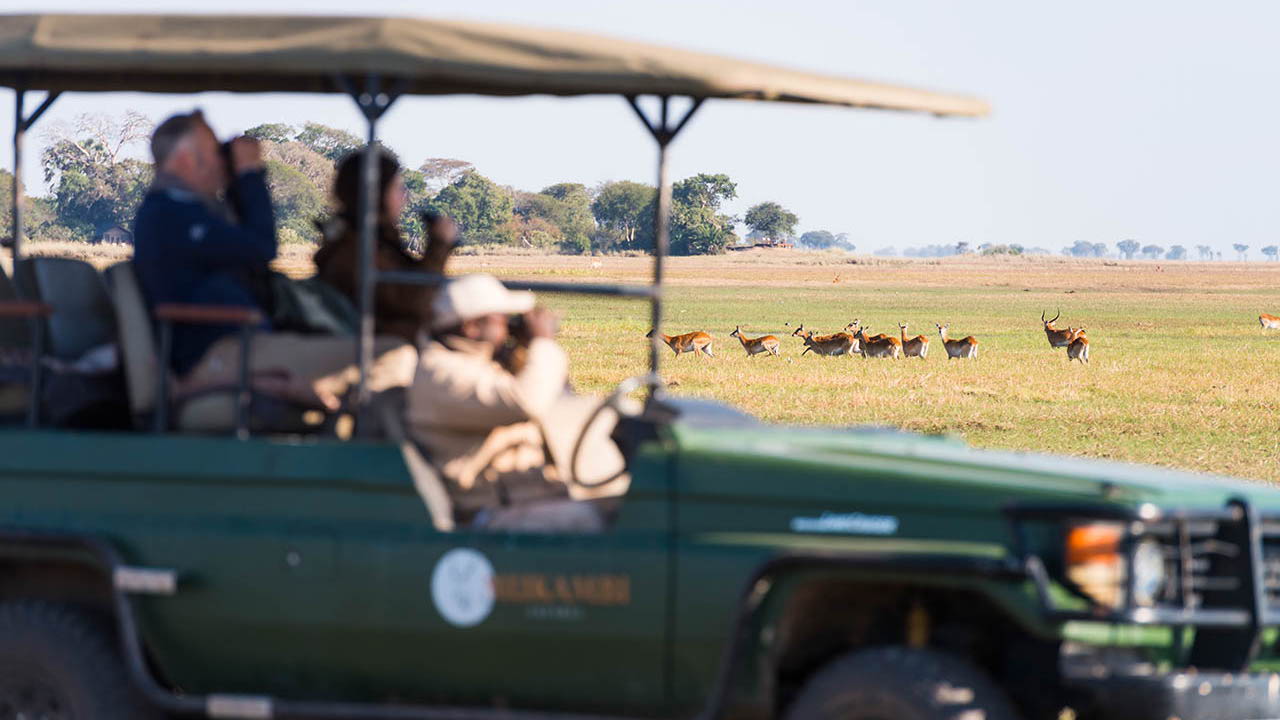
[[0, 672, 71, 720]]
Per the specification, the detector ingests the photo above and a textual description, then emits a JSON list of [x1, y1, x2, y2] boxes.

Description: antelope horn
[[1041, 310, 1046, 323], [1050, 308, 1061, 324]]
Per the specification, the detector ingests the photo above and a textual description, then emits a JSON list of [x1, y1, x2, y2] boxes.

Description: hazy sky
[[3, 1, 1278, 253]]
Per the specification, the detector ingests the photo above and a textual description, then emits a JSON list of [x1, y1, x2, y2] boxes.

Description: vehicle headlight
[[1065, 523, 1166, 610]]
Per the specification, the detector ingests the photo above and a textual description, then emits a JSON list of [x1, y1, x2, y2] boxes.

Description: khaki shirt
[[406, 335, 570, 512]]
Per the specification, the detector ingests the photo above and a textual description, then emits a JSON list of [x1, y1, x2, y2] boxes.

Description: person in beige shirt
[[406, 274, 628, 531]]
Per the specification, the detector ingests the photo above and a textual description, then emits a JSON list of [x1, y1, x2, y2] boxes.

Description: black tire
[[0, 600, 159, 720], [784, 646, 1022, 720]]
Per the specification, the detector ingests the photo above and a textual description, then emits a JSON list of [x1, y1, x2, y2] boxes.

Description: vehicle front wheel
[[784, 646, 1022, 720], [0, 600, 159, 720]]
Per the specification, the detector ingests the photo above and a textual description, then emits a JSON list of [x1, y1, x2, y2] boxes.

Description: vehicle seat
[[11, 257, 126, 427], [0, 265, 34, 417], [104, 261, 322, 435], [13, 257, 116, 364]]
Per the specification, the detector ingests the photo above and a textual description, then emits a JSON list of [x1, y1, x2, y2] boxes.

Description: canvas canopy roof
[[0, 14, 988, 117]]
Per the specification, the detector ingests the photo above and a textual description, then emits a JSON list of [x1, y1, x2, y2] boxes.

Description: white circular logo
[[430, 548, 495, 628]]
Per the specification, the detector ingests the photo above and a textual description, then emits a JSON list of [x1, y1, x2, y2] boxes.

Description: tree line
[[5, 112, 850, 256]]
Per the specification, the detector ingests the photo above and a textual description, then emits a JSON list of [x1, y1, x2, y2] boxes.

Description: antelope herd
[[644, 309, 1280, 366], [646, 309, 1107, 364]]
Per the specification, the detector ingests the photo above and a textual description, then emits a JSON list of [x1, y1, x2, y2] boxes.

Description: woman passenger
[[314, 146, 458, 343]]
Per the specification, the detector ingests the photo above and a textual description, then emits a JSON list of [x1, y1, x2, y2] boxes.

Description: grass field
[[448, 251, 1280, 483], [26, 243, 1280, 482]]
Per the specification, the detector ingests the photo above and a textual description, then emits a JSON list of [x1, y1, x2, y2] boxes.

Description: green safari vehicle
[[1, 13, 1278, 720]]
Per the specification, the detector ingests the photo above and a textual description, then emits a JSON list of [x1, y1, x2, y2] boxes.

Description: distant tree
[[1140, 244, 1164, 259], [39, 111, 153, 240], [980, 244, 1023, 256], [427, 172, 514, 241], [294, 122, 362, 162], [1233, 243, 1249, 261], [1009, 243, 1025, 254], [1165, 245, 1186, 260], [670, 173, 737, 255], [797, 230, 854, 251], [955, 241, 971, 254], [262, 158, 328, 242], [743, 201, 798, 242], [419, 158, 475, 195], [513, 183, 594, 253], [1196, 244, 1213, 260], [1067, 240, 1099, 257], [1025, 247, 1052, 255], [874, 246, 898, 257], [591, 180, 656, 252], [1092, 243, 1108, 257], [1116, 239, 1140, 259], [1263, 245, 1279, 261], [244, 122, 297, 145]]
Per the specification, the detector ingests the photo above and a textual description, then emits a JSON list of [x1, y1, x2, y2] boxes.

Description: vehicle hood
[[666, 416, 1280, 541]]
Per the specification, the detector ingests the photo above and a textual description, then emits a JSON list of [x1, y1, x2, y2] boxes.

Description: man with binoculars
[[133, 110, 416, 415]]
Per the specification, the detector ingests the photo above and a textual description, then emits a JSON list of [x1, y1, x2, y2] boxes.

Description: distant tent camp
[[97, 225, 133, 245]]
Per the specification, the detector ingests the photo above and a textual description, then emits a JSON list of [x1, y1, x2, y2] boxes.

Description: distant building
[[98, 225, 133, 245]]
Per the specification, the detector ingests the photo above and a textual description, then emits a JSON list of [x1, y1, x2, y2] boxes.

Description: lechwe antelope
[[646, 329, 714, 358], [1260, 313, 1280, 330], [852, 326, 903, 359], [1067, 328, 1090, 364], [844, 320, 889, 343], [898, 323, 930, 359], [1041, 309, 1073, 348], [730, 326, 780, 357], [791, 325, 855, 357], [935, 323, 979, 360]]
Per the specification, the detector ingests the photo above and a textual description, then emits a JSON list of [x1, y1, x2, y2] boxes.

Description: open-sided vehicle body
[[1, 14, 1278, 720]]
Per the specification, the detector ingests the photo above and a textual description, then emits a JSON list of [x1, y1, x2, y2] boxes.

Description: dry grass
[[20, 243, 1280, 482]]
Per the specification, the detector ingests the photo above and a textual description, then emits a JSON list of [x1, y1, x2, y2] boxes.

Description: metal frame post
[[9, 89, 60, 263], [340, 74, 401, 420], [11, 89, 22, 262], [626, 95, 703, 391]]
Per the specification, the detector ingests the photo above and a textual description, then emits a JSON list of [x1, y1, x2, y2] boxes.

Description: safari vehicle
[[0, 13, 1278, 720]]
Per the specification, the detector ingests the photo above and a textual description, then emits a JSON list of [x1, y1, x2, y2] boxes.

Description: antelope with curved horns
[[1067, 328, 1090, 364], [844, 321, 891, 345], [1260, 314, 1280, 330], [791, 324, 855, 357], [730, 326, 781, 357], [935, 323, 979, 359], [898, 323, 930, 359], [852, 326, 903, 359], [646, 329, 714, 358], [1041, 309, 1073, 349]]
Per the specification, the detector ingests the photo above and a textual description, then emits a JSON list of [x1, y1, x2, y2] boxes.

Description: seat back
[[103, 262, 158, 416], [0, 264, 31, 349], [14, 257, 116, 361]]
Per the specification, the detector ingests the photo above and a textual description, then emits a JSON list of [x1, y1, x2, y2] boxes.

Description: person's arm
[[421, 338, 569, 431]]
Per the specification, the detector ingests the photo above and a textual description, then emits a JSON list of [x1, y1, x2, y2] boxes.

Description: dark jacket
[[313, 218, 451, 343], [133, 171, 276, 375]]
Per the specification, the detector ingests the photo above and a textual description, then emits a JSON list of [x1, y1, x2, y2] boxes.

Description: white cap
[[431, 274, 535, 330]]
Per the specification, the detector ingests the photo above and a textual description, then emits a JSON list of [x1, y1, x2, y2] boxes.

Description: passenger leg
[[181, 334, 417, 411]]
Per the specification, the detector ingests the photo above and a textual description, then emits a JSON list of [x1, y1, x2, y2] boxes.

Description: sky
[[3, 1, 1279, 254]]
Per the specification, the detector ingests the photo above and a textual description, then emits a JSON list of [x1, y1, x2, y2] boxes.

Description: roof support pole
[[10, 89, 22, 265], [341, 74, 400, 421], [626, 95, 703, 388], [9, 88, 60, 264]]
